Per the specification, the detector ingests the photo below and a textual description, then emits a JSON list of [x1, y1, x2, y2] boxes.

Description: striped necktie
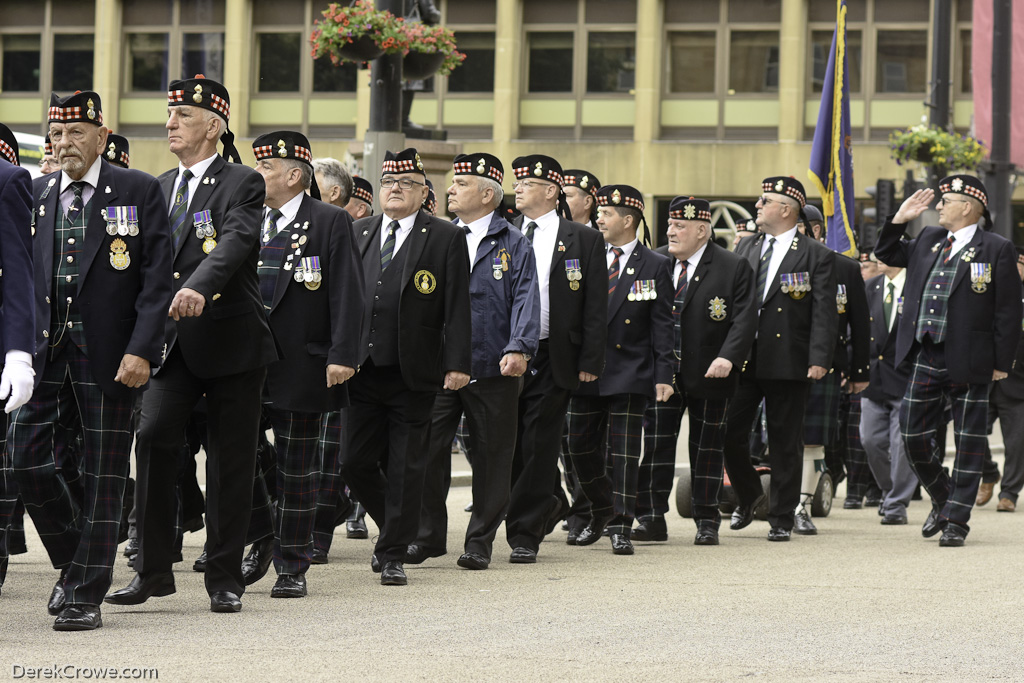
[[169, 168, 194, 250], [66, 181, 86, 223], [757, 237, 775, 300], [608, 247, 623, 294], [524, 221, 538, 244], [675, 260, 689, 309], [381, 220, 399, 271], [941, 235, 955, 263], [263, 208, 283, 244]]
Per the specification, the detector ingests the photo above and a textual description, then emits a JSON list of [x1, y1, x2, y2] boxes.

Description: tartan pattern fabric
[[899, 341, 989, 529], [565, 394, 647, 535], [169, 169, 194, 250], [637, 393, 682, 520], [842, 393, 873, 499], [253, 144, 312, 164], [0, 138, 17, 165], [803, 371, 841, 446], [313, 410, 345, 554], [916, 238, 956, 343], [685, 395, 730, 527], [8, 344, 134, 606], [266, 408, 324, 576], [51, 193, 88, 358], [258, 218, 289, 310]]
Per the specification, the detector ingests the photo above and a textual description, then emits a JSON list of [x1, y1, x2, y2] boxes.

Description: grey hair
[[282, 158, 313, 190], [476, 176, 504, 208], [202, 108, 228, 140], [313, 157, 354, 205]]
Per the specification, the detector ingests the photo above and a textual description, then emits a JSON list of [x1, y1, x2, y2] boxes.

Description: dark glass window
[[667, 31, 716, 93], [876, 30, 927, 93], [313, 57, 357, 93], [810, 29, 862, 93], [527, 32, 573, 93], [127, 33, 169, 92], [447, 31, 495, 93], [257, 32, 301, 92], [729, 30, 779, 93], [182, 32, 224, 81], [1, 34, 41, 91], [586, 32, 635, 93], [52, 34, 94, 91]]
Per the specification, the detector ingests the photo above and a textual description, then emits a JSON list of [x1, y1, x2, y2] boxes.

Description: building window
[[667, 31, 717, 94], [729, 30, 779, 93], [53, 34, 94, 91], [312, 58, 357, 93], [182, 32, 224, 82], [256, 32, 301, 92], [809, 29, 862, 94], [586, 32, 635, 93], [446, 31, 495, 93], [876, 30, 927, 93], [1, 34, 41, 92], [957, 28, 971, 94], [0, 0, 94, 96], [527, 31, 574, 93], [127, 33, 170, 92]]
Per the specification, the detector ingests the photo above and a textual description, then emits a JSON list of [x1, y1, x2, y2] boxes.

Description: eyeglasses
[[939, 197, 970, 205], [758, 196, 781, 207], [380, 177, 425, 190], [512, 180, 543, 190]]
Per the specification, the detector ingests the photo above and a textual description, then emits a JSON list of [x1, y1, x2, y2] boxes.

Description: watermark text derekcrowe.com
[[11, 665, 158, 680]]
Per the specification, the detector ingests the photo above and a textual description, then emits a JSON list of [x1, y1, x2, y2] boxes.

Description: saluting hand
[[444, 371, 471, 391], [893, 189, 934, 224], [655, 383, 674, 403], [704, 357, 733, 379], [327, 364, 356, 387], [115, 353, 151, 389], [169, 288, 206, 320]]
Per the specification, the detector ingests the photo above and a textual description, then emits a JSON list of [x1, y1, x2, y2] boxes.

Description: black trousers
[[506, 343, 571, 552], [723, 359, 810, 531], [342, 362, 436, 563], [417, 374, 523, 561], [135, 347, 266, 598]]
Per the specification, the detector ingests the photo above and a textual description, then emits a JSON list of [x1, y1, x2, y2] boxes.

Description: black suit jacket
[[0, 159, 35, 359], [576, 242, 673, 399], [833, 253, 871, 382], [514, 216, 607, 390], [353, 210, 471, 392], [157, 156, 278, 378], [734, 230, 838, 380], [673, 241, 758, 399], [32, 161, 172, 398], [874, 217, 1022, 384], [264, 194, 364, 413], [993, 333, 1024, 402], [862, 273, 910, 403]]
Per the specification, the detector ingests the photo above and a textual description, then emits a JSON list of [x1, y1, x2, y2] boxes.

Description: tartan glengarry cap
[[762, 176, 806, 208], [104, 133, 130, 168], [939, 174, 988, 207], [452, 152, 503, 184], [0, 122, 19, 165], [48, 90, 103, 126], [44, 134, 53, 156], [423, 179, 437, 215], [382, 148, 426, 176], [596, 184, 644, 212], [252, 130, 313, 166], [351, 176, 374, 205], [668, 196, 711, 222], [511, 154, 564, 187], [563, 169, 601, 198], [168, 74, 231, 120]]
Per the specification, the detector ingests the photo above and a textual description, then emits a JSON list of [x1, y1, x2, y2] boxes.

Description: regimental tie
[[380, 220, 399, 271], [675, 261, 689, 310], [66, 181, 86, 223], [263, 207, 283, 244], [608, 247, 623, 294], [941, 235, 955, 263], [524, 221, 538, 244], [757, 237, 776, 300], [169, 168, 194, 250], [883, 281, 896, 330]]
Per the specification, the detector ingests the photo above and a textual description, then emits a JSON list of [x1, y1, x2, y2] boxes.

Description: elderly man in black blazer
[[874, 177, 1022, 546], [10, 92, 172, 630], [342, 148, 471, 586], [107, 76, 278, 614], [724, 176, 837, 542], [504, 154, 607, 564]]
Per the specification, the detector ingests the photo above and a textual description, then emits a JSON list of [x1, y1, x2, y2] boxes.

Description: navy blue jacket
[[862, 273, 910, 403], [0, 159, 35, 360]]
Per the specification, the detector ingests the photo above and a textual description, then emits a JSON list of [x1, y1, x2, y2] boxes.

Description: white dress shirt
[[264, 191, 304, 241], [460, 212, 493, 270], [884, 269, 907, 331], [760, 226, 798, 301], [380, 211, 418, 257], [947, 224, 978, 258], [173, 153, 219, 214], [59, 157, 102, 215], [522, 209, 560, 339], [606, 237, 638, 271], [673, 242, 709, 288]]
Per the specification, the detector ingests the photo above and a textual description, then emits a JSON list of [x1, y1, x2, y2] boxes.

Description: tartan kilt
[[803, 372, 842, 446]]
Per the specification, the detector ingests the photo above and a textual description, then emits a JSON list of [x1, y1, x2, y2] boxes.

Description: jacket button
[[777, 307, 782, 313], [616, 344, 622, 349], [45, 296, 51, 304], [43, 330, 49, 338], [624, 319, 630, 324], [879, 355, 884, 360], [212, 293, 221, 301], [173, 272, 180, 279], [776, 333, 781, 338]]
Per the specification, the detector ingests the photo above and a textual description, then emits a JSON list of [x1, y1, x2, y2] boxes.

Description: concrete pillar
[[94, 0, 121, 131], [633, 0, 661, 144], [223, 0, 252, 137], [777, 0, 808, 151], [492, 0, 521, 156]]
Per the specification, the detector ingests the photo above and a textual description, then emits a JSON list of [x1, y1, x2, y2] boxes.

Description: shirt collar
[[949, 224, 978, 246], [687, 241, 709, 269], [61, 157, 102, 194], [462, 211, 494, 236], [382, 210, 419, 233], [885, 269, 907, 290], [273, 191, 305, 227], [523, 208, 558, 232], [608, 237, 639, 262], [179, 153, 219, 181]]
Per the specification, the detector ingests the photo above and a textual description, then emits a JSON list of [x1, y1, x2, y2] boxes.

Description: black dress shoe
[[241, 536, 275, 586], [182, 515, 205, 534], [575, 516, 612, 546], [767, 527, 791, 542], [404, 544, 444, 565], [509, 547, 537, 564], [938, 523, 967, 547], [632, 517, 668, 542], [842, 498, 863, 510], [47, 571, 68, 616], [730, 493, 766, 531], [865, 496, 883, 508], [793, 509, 817, 535], [104, 571, 176, 605], [565, 526, 583, 545], [346, 519, 368, 539], [192, 550, 207, 573], [881, 512, 908, 525], [210, 590, 242, 613], [380, 561, 407, 586], [122, 538, 138, 557], [311, 548, 328, 565], [610, 533, 634, 555], [694, 528, 720, 545], [921, 506, 944, 538], [271, 573, 307, 598], [457, 552, 489, 570], [371, 555, 381, 573], [53, 604, 102, 631]]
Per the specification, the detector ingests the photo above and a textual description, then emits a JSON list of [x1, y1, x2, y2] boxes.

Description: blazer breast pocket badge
[[708, 296, 727, 321], [415, 269, 436, 294], [970, 263, 992, 293], [780, 272, 810, 300], [836, 284, 847, 313], [102, 206, 139, 236], [109, 238, 131, 270]]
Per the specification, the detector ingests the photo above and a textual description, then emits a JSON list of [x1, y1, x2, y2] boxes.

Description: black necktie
[[757, 237, 775, 300], [66, 181, 86, 223], [381, 220, 399, 271], [524, 221, 538, 244], [170, 169, 194, 250]]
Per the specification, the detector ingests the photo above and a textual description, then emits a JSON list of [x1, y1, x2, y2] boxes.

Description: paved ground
[[2, 456, 1022, 682]]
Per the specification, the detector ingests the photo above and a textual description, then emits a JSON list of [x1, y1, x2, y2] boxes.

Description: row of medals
[[195, 221, 217, 253], [294, 267, 322, 289], [102, 209, 139, 237], [627, 281, 658, 301]]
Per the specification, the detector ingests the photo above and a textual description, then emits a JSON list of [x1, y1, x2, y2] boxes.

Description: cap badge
[[774, 179, 785, 192], [951, 178, 964, 192], [476, 158, 486, 174], [415, 153, 424, 171], [86, 99, 96, 120], [533, 162, 543, 177], [612, 189, 621, 205], [277, 139, 288, 157], [106, 142, 116, 160], [683, 204, 696, 219], [580, 176, 589, 189], [193, 84, 203, 104]]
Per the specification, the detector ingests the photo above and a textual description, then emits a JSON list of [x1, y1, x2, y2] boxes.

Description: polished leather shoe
[[104, 571, 176, 605], [976, 481, 997, 506], [192, 550, 207, 573], [565, 526, 583, 545], [921, 506, 943, 538], [370, 554, 382, 572], [610, 533, 634, 555], [457, 552, 489, 570], [865, 496, 883, 508], [311, 548, 328, 564], [380, 561, 407, 586], [241, 536, 275, 586], [694, 528, 720, 545], [271, 573, 307, 598], [997, 497, 1016, 512], [210, 590, 242, 612], [404, 544, 444, 565], [880, 512, 908, 525], [767, 527, 791, 542], [793, 509, 817, 535], [842, 498, 862, 510], [122, 537, 139, 557], [53, 604, 102, 631], [632, 517, 668, 542], [938, 524, 967, 547], [47, 571, 68, 616], [575, 516, 612, 546], [730, 493, 766, 531], [509, 547, 537, 564], [346, 518, 368, 539]]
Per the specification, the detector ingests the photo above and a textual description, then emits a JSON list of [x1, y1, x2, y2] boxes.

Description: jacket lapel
[[762, 233, 806, 305], [80, 162, 117, 282], [270, 195, 310, 311], [681, 242, 714, 312], [173, 156, 224, 260], [35, 173, 62, 297], [400, 211, 430, 291], [359, 215, 384, 286], [549, 219, 574, 276], [608, 246, 640, 320], [950, 230, 983, 294]]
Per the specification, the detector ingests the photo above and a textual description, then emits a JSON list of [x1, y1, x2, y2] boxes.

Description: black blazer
[[514, 216, 607, 390], [734, 230, 838, 380], [0, 159, 35, 359], [264, 194, 364, 413], [157, 157, 278, 379], [32, 161, 172, 398], [673, 241, 758, 400], [353, 210, 471, 392], [862, 273, 910, 403], [993, 334, 1024, 402], [874, 217, 1022, 384], [575, 242, 673, 399], [833, 253, 871, 382]]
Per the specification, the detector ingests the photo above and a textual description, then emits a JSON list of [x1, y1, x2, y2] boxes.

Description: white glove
[[1, 350, 35, 414]]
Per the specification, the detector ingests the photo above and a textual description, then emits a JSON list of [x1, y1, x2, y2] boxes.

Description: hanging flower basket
[[338, 34, 385, 62], [401, 23, 466, 77], [888, 124, 988, 171], [402, 51, 446, 80], [310, 1, 409, 67]]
